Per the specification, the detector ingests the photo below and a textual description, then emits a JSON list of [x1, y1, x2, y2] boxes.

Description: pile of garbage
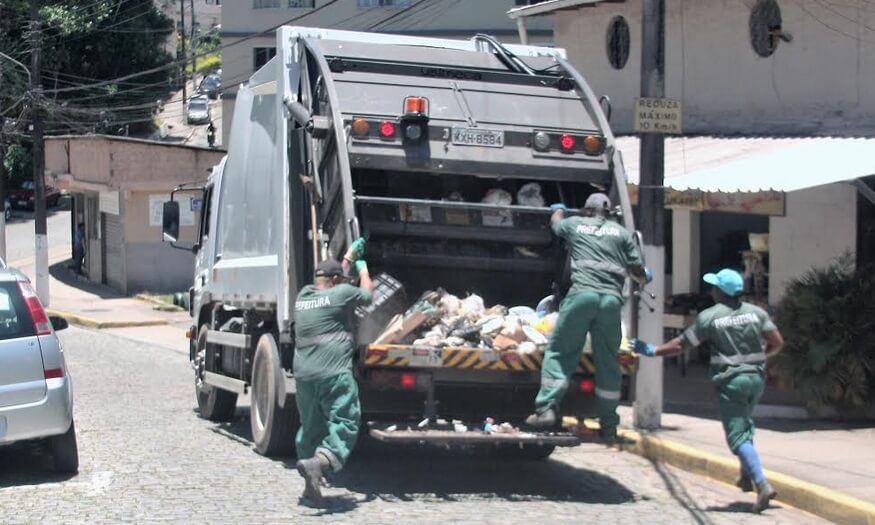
[[374, 290, 559, 353]]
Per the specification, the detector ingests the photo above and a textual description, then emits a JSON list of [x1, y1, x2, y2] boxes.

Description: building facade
[[220, 0, 554, 143]]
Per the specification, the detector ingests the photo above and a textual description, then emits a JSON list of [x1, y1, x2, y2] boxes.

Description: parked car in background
[[186, 96, 211, 125], [10, 181, 62, 210], [198, 74, 222, 99], [0, 268, 77, 473]]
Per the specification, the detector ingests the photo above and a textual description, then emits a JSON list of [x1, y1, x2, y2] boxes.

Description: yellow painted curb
[[616, 428, 875, 525], [46, 308, 169, 330]]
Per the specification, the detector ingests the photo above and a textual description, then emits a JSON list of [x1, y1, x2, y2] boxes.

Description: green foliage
[[2, 144, 33, 186], [191, 53, 221, 74], [771, 255, 875, 416]]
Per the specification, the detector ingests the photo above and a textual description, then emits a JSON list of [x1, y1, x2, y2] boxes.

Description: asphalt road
[[4, 205, 72, 264], [0, 328, 828, 524]]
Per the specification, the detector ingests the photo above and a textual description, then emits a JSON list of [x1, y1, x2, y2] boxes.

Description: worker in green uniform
[[294, 237, 372, 504], [630, 268, 784, 513], [526, 193, 650, 440]]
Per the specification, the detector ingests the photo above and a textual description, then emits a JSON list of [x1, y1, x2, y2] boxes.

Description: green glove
[[350, 237, 366, 259], [355, 260, 368, 274]]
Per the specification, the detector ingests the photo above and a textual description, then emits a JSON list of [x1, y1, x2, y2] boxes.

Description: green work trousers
[[295, 371, 361, 472], [535, 291, 623, 431], [717, 373, 764, 453]]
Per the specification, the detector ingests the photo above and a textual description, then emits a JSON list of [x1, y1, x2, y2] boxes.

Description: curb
[[46, 308, 169, 330], [616, 428, 875, 525]]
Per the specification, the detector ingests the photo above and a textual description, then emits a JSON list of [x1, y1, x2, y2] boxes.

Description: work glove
[[629, 338, 656, 357], [644, 267, 654, 284], [549, 203, 567, 212], [354, 260, 368, 274], [349, 237, 366, 259]]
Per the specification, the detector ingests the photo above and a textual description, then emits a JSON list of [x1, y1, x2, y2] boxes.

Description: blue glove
[[550, 203, 567, 212], [644, 267, 654, 284], [630, 338, 656, 357], [354, 260, 368, 274], [349, 237, 366, 259]]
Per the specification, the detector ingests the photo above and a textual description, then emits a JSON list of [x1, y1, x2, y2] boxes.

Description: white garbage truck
[[162, 27, 643, 459]]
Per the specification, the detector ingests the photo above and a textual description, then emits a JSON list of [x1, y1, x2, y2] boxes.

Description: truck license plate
[[451, 128, 504, 148]]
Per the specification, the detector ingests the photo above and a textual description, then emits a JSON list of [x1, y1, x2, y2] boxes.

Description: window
[[206, 0, 220, 5], [0, 284, 36, 340], [749, 0, 782, 57], [606, 16, 630, 70], [289, 0, 314, 6], [357, 0, 413, 8], [514, 0, 541, 5], [253, 47, 277, 70], [253, 0, 279, 8]]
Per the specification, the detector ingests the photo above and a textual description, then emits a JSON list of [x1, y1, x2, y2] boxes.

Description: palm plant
[[771, 255, 875, 417]]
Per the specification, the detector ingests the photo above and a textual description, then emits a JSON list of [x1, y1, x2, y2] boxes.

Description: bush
[[770, 255, 875, 417], [186, 53, 221, 75]]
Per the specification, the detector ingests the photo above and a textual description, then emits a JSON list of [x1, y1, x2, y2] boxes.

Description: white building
[[512, 0, 875, 305], [219, 0, 554, 144]]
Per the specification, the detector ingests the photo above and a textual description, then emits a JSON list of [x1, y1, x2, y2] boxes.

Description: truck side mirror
[[162, 201, 180, 243]]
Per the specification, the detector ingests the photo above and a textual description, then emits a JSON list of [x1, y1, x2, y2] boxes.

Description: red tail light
[[400, 373, 417, 390], [44, 368, 64, 379], [18, 280, 51, 336], [379, 120, 396, 139], [560, 134, 576, 151], [579, 378, 595, 394]]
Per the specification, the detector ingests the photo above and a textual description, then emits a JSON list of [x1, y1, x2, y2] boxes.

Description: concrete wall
[[769, 183, 858, 305], [554, 0, 875, 135], [220, 0, 554, 143]]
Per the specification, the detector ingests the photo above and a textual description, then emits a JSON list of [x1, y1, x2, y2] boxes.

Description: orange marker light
[[404, 97, 428, 116], [351, 118, 371, 138], [583, 135, 604, 155]]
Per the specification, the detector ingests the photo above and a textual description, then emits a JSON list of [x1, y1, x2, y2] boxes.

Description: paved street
[[5, 208, 71, 264], [0, 328, 826, 524]]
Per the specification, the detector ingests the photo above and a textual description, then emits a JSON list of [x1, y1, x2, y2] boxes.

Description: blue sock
[[736, 441, 766, 486]]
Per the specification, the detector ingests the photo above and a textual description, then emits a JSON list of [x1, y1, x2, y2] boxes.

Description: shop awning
[[616, 136, 875, 192]]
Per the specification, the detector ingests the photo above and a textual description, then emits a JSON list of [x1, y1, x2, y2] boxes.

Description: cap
[[584, 193, 612, 210], [703, 269, 744, 297], [315, 259, 343, 278]]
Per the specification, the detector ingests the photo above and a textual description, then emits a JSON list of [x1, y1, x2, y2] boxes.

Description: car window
[[0, 283, 36, 340], [190, 101, 208, 110], [21, 181, 34, 190]]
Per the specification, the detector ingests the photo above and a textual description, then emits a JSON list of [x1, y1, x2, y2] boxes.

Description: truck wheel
[[194, 325, 237, 421], [491, 444, 556, 461], [250, 333, 299, 457], [49, 422, 79, 474]]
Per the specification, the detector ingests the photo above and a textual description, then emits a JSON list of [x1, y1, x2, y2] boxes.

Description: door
[[102, 212, 124, 290]]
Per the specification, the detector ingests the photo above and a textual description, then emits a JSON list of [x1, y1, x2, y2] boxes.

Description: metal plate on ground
[[369, 428, 580, 447], [451, 127, 505, 148]]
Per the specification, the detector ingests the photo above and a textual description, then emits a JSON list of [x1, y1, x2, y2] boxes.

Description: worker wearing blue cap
[[630, 268, 785, 514]]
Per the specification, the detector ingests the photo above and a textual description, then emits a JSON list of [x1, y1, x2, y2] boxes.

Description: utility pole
[[190, 0, 197, 84], [0, 139, 6, 263], [633, 0, 666, 430], [179, 0, 187, 106], [30, 0, 49, 305]]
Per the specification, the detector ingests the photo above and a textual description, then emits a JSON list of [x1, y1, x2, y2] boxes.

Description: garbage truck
[[162, 27, 643, 459]]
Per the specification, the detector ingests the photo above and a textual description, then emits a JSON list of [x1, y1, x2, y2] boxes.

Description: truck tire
[[195, 325, 237, 421], [250, 333, 299, 457], [491, 444, 556, 461], [49, 422, 79, 474]]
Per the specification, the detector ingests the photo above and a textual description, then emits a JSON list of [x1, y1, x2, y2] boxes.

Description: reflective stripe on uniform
[[571, 259, 627, 277], [595, 387, 621, 400], [296, 331, 353, 349], [710, 351, 767, 366], [541, 377, 568, 389], [683, 327, 700, 347]]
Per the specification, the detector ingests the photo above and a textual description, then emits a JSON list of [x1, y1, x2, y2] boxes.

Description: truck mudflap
[[368, 426, 584, 448], [364, 344, 638, 375]]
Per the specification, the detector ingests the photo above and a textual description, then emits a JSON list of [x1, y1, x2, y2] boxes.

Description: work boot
[[752, 481, 777, 513], [599, 426, 618, 443], [524, 408, 557, 428], [296, 457, 324, 505], [736, 473, 754, 493]]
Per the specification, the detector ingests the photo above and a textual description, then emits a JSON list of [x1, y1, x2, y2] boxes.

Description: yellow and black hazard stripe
[[363, 345, 637, 374]]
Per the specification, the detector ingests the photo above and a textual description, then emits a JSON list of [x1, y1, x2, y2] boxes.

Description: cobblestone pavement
[[0, 328, 827, 524]]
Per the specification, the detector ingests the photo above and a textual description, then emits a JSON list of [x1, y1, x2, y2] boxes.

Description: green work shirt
[[552, 215, 642, 299], [681, 302, 777, 384], [293, 283, 373, 381]]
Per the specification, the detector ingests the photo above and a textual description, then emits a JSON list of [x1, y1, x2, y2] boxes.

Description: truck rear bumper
[[369, 426, 581, 448]]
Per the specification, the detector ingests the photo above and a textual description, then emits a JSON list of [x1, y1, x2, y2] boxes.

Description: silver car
[[0, 265, 77, 473]]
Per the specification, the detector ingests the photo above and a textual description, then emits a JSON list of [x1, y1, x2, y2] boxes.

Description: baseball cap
[[584, 193, 612, 210], [703, 269, 744, 297], [315, 259, 343, 278]]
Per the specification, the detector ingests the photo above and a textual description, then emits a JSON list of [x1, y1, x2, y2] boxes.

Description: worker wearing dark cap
[[630, 269, 784, 513], [294, 238, 372, 504], [527, 193, 650, 440]]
